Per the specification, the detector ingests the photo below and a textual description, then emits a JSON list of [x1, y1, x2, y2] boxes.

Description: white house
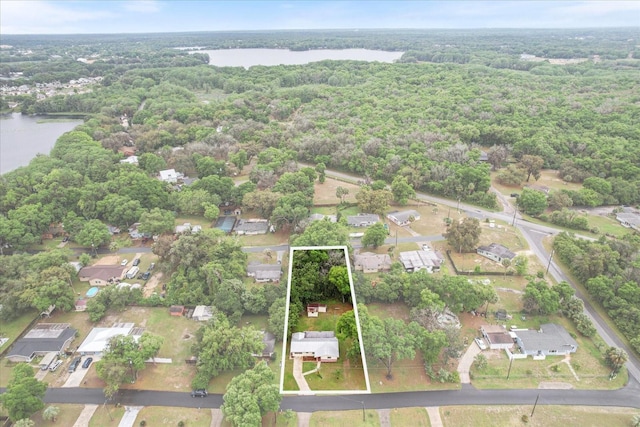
[[616, 212, 640, 231], [159, 169, 179, 183], [477, 243, 516, 263], [399, 250, 444, 273], [77, 323, 143, 356], [387, 210, 421, 226], [347, 213, 380, 227], [289, 331, 339, 362], [514, 324, 578, 359], [234, 219, 270, 235]]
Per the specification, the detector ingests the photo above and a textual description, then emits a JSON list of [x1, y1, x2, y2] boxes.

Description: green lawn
[[32, 404, 84, 426], [135, 406, 212, 426], [89, 404, 125, 426], [310, 409, 380, 427], [389, 407, 431, 427], [440, 405, 639, 427]]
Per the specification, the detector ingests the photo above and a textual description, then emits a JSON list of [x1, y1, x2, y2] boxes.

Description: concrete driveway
[[457, 343, 482, 384]]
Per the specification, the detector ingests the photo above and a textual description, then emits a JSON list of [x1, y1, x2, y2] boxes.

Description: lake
[[0, 113, 83, 174], [194, 48, 404, 68]]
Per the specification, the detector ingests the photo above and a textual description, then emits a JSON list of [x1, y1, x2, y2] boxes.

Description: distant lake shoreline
[[190, 48, 404, 68], [0, 113, 83, 174]]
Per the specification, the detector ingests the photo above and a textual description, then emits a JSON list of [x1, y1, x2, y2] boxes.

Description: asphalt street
[[32, 379, 640, 410]]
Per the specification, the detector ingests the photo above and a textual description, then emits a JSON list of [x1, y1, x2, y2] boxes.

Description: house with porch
[[477, 243, 516, 263], [289, 331, 339, 362], [514, 323, 578, 359]]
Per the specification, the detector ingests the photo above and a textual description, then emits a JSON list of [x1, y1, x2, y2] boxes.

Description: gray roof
[[387, 210, 420, 223], [516, 323, 578, 353], [262, 331, 276, 356], [477, 243, 516, 260], [247, 263, 282, 274], [399, 250, 444, 270], [234, 219, 269, 232], [6, 324, 77, 358], [290, 331, 339, 358], [616, 212, 640, 229], [354, 253, 392, 271], [347, 213, 380, 226]]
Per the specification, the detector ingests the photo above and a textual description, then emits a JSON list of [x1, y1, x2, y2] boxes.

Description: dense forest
[[1, 29, 639, 347]]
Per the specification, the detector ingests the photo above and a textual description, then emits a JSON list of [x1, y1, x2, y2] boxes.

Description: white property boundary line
[[279, 245, 371, 395]]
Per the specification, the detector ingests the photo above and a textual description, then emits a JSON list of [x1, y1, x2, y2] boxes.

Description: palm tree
[[43, 406, 60, 423]]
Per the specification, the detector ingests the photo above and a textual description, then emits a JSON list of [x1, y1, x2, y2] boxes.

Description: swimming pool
[[86, 287, 99, 298]]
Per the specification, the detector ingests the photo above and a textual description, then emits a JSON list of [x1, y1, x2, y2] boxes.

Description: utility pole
[[530, 393, 540, 418], [506, 356, 514, 380], [545, 249, 555, 275]]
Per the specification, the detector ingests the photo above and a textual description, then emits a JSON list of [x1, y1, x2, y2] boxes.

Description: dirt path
[[143, 272, 163, 297]]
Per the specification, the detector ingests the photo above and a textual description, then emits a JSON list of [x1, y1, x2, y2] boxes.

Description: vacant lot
[[314, 177, 360, 205], [135, 406, 211, 427], [440, 405, 638, 427], [491, 169, 583, 197], [310, 409, 381, 427]]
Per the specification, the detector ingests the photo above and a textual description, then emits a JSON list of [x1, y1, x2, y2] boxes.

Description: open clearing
[[439, 405, 639, 427]]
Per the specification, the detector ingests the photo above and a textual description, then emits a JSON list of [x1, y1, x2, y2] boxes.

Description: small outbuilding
[[192, 305, 214, 322], [169, 305, 185, 317]]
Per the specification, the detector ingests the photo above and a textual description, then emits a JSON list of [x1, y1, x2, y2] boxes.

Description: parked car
[[474, 337, 487, 350], [82, 357, 93, 368], [49, 360, 63, 372], [62, 236, 69, 242], [190, 389, 208, 398], [132, 258, 140, 266], [141, 271, 151, 280], [121, 259, 128, 266], [68, 357, 82, 373], [422, 244, 431, 251]]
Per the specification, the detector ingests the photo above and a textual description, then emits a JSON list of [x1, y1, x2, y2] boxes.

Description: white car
[[121, 259, 128, 266], [422, 244, 431, 251], [474, 338, 487, 350]]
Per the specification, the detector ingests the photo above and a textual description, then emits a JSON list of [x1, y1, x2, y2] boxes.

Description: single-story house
[[247, 263, 282, 283], [290, 331, 339, 362], [615, 212, 640, 231], [353, 252, 392, 273], [107, 225, 121, 235], [252, 331, 276, 359], [234, 219, 270, 235], [214, 216, 237, 234], [477, 243, 516, 263], [192, 305, 214, 322], [5, 323, 77, 363], [77, 323, 142, 356], [347, 213, 380, 227], [480, 325, 515, 350], [399, 250, 444, 273], [170, 305, 185, 316], [78, 265, 127, 287], [175, 223, 202, 234], [514, 323, 578, 359], [159, 168, 181, 183], [307, 303, 327, 318], [387, 210, 421, 226]]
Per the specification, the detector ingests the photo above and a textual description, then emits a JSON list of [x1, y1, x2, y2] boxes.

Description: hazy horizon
[[1, 1, 638, 35]]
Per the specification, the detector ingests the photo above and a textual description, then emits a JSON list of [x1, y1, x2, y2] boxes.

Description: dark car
[[191, 389, 208, 398], [82, 357, 93, 369], [68, 357, 82, 373], [141, 271, 151, 280], [132, 258, 141, 266], [62, 236, 69, 242], [510, 193, 520, 198]]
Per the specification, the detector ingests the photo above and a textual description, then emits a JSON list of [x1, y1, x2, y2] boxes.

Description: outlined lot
[[280, 245, 371, 395]]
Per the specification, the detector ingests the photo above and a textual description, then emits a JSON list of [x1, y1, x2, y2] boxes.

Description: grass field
[[89, 404, 125, 426], [439, 405, 639, 427], [135, 406, 212, 426], [31, 404, 84, 426], [310, 409, 381, 427], [0, 311, 38, 386], [389, 407, 431, 427], [314, 177, 360, 205]]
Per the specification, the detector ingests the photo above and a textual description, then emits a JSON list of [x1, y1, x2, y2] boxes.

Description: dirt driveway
[[143, 272, 163, 297]]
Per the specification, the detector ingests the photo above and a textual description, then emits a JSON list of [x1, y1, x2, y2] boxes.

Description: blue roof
[[215, 216, 236, 233]]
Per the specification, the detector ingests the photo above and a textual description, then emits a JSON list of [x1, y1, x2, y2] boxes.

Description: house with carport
[[5, 323, 77, 363], [514, 323, 578, 359]]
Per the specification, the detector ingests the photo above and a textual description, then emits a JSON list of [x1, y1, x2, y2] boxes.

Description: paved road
[[33, 379, 640, 410], [315, 165, 640, 382]]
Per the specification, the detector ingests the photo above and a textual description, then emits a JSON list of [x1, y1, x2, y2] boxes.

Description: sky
[[1, 1, 639, 35]]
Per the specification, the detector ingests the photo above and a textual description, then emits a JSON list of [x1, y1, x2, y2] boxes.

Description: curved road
[[315, 165, 640, 382]]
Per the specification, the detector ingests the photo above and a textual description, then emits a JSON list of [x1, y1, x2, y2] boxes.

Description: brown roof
[[78, 265, 126, 282]]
